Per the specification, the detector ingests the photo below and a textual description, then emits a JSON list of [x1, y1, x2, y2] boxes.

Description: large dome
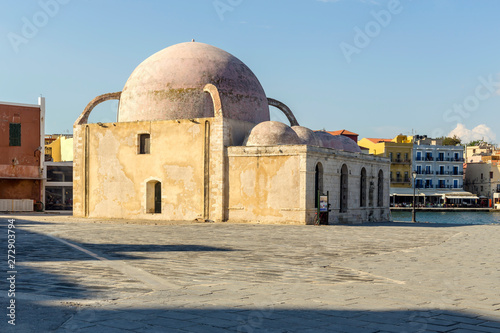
[[118, 42, 270, 123]]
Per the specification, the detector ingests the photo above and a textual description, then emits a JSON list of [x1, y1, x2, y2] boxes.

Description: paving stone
[[0, 214, 499, 333]]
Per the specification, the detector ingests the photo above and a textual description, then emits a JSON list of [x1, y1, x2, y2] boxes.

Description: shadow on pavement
[[1, 301, 499, 333]]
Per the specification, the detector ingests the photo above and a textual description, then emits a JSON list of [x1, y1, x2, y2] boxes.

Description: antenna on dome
[[191, 39, 195, 42]]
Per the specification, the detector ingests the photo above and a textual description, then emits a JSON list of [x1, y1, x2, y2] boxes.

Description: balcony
[[435, 171, 464, 176], [415, 184, 435, 189], [416, 170, 434, 175], [415, 184, 461, 189], [416, 157, 464, 162], [391, 177, 411, 184], [392, 158, 411, 164], [436, 157, 465, 162]]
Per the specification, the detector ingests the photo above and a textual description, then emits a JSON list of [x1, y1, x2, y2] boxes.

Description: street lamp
[[412, 170, 417, 222]]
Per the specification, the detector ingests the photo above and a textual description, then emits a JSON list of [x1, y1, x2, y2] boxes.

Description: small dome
[[244, 121, 301, 146], [314, 131, 361, 153], [336, 135, 362, 153], [118, 42, 270, 124], [291, 126, 321, 146]]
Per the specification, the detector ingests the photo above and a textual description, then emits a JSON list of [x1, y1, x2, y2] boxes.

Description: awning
[[390, 188, 477, 198]]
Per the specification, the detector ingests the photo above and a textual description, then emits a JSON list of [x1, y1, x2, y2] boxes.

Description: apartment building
[[413, 135, 464, 190]]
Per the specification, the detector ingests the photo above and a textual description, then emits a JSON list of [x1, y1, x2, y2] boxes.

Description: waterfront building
[[0, 98, 45, 212], [73, 41, 390, 224], [358, 135, 413, 189], [412, 135, 475, 206], [464, 162, 499, 198], [413, 135, 464, 190], [465, 143, 497, 163], [464, 146, 500, 206]]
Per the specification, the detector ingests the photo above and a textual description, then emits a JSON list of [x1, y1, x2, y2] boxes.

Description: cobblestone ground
[[0, 213, 499, 332]]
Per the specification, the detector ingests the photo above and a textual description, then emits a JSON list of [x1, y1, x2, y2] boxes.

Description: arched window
[[315, 162, 324, 208], [360, 168, 367, 207], [340, 164, 348, 213], [146, 180, 161, 214], [377, 170, 384, 207]]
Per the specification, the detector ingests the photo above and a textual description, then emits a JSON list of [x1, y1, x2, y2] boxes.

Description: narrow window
[[377, 170, 384, 207], [139, 134, 150, 154], [360, 168, 366, 207], [340, 164, 348, 212], [9, 123, 21, 146], [314, 163, 324, 208]]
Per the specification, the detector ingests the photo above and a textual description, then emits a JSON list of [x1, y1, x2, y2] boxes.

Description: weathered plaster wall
[[74, 116, 390, 224], [0, 103, 42, 201], [0, 180, 41, 200], [74, 119, 209, 220], [228, 146, 303, 224], [228, 145, 390, 225], [0, 104, 41, 174]]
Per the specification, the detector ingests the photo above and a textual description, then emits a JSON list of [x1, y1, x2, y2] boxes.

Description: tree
[[466, 139, 487, 146], [440, 135, 462, 146]]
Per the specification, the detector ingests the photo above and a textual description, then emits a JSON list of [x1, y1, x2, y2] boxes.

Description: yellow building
[[358, 135, 413, 188], [45, 135, 73, 162]]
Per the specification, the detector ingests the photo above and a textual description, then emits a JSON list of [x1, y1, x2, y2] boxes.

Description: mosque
[[73, 41, 390, 224]]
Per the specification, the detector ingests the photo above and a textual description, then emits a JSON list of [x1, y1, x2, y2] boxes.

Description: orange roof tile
[[365, 138, 392, 143], [326, 129, 359, 136]]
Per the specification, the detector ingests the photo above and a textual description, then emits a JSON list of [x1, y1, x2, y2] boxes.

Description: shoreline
[[391, 207, 498, 212]]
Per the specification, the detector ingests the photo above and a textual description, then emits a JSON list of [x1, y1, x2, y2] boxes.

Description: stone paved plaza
[[1, 213, 499, 332]]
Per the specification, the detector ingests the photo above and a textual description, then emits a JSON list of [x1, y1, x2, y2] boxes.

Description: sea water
[[390, 210, 500, 225]]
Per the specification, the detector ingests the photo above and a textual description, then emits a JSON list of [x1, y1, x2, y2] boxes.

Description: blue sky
[[1, 0, 499, 143]]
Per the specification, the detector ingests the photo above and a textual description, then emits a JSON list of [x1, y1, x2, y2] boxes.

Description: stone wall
[[227, 145, 390, 225]]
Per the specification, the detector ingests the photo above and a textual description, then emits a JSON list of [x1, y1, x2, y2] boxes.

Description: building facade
[[0, 98, 45, 211], [45, 135, 73, 162], [464, 146, 500, 204], [465, 143, 495, 163], [73, 42, 390, 224], [358, 135, 413, 189], [413, 135, 464, 190]]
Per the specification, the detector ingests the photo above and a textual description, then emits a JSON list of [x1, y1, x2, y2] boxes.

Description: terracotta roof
[[365, 138, 392, 143], [326, 129, 358, 136]]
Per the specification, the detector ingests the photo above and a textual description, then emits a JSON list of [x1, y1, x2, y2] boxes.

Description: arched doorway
[[146, 180, 162, 214], [340, 164, 348, 213]]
